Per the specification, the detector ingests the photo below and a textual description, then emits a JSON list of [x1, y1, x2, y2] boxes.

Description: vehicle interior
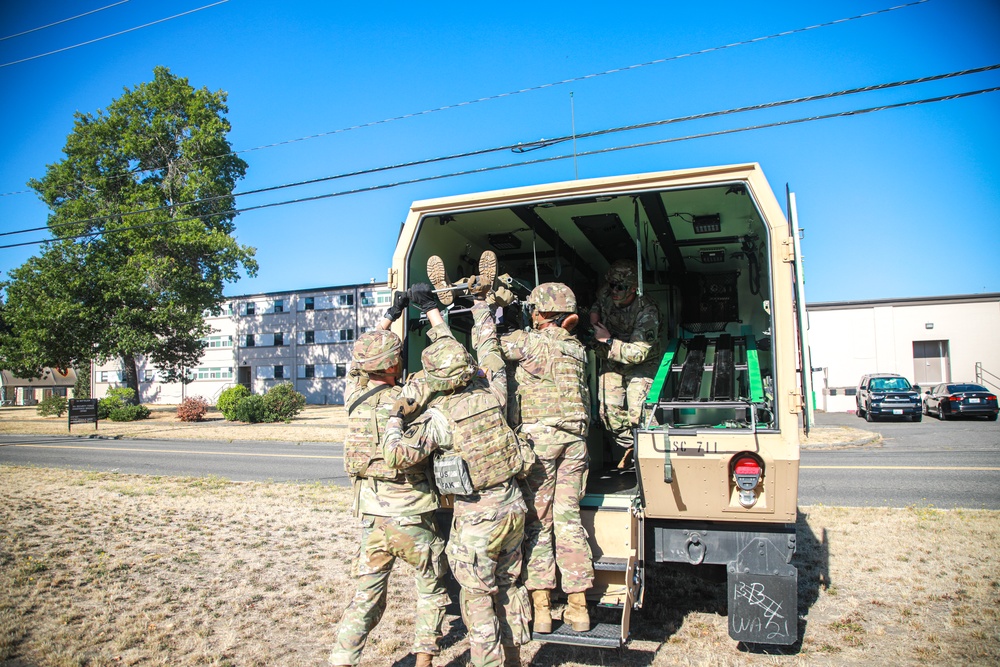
[[400, 180, 781, 495]]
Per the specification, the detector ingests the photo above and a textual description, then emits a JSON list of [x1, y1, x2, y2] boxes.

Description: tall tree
[[0, 66, 256, 395]]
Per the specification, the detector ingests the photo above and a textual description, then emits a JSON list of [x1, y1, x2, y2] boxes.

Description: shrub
[[73, 368, 91, 399], [108, 404, 150, 422], [217, 385, 250, 421], [263, 383, 306, 422], [98, 387, 138, 419], [37, 395, 68, 417], [230, 394, 274, 424], [177, 396, 209, 422]]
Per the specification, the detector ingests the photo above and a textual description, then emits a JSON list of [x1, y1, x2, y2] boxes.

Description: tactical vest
[[343, 383, 405, 481], [432, 378, 523, 491], [516, 331, 589, 436]]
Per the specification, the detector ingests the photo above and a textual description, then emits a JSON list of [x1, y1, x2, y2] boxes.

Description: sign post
[[68, 398, 99, 432]]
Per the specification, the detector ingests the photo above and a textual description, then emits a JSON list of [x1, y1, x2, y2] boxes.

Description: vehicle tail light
[[987, 395, 997, 402], [949, 396, 963, 402], [732, 454, 763, 508]]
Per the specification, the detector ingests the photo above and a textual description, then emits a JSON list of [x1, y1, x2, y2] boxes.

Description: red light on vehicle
[[987, 395, 997, 402], [948, 396, 963, 402], [734, 457, 761, 477]]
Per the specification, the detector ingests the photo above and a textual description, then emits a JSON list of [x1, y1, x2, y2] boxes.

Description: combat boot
[[531, 589, 552, 633], [426, 255, 453, 306], [478, 250, 497, 292], [565, 592, 590, 632], [414, 652, 433, 667], [502, 644, 521, 667]]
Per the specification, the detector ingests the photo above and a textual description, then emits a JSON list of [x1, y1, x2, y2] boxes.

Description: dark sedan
[[923, 383, 999, 421]]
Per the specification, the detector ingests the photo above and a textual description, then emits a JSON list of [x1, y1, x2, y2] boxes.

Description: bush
[[37, 395, 68, 417], [217, 385, 250, 421], [263, 383, 306, 422], [73, 368, 90, 399], [177, 396, 209, 422], [108, 404, 150, 422], [230, 394, 274, 424], [98, 387, 138, 419]]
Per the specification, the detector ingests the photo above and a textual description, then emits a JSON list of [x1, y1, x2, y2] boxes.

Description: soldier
[[329, 293, 448, 667], [468, 280, 594, 634], [382, 280, 532, 667], [589, 259, 661, 468]]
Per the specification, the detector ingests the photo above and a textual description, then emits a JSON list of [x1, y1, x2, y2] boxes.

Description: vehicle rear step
[[533, 621, 622, 648]]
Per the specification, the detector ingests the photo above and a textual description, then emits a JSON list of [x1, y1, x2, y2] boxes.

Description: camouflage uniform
[[330, 332, 448, 667], [474, 289, 595, 595], [383, 321, 531, 667], [590, 265, 661, 449]]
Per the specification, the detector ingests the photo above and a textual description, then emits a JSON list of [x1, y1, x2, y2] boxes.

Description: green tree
[[0, 67, 256, 394]]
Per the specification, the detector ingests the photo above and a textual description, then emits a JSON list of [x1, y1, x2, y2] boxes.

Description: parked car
[[856, 373, 922, 422], [923, 383, 999, 421]]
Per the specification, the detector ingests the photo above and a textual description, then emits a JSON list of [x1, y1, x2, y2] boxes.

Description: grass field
[[2, 466, 997, 666]]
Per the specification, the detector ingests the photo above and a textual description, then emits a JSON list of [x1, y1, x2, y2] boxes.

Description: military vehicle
[[387, 163, 811, 648]]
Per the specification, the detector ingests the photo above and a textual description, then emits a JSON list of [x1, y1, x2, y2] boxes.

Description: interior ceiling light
[[693, 214, 721, 234], [489, 232, 522, 250]]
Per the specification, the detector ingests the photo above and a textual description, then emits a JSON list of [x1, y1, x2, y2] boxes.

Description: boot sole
[[478, 250, 497, 290], [534, 621, 552, 634], [426, 256, 452, 306]]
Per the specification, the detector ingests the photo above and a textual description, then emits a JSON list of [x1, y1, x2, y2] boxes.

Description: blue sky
[[1, 0, 998, 303]]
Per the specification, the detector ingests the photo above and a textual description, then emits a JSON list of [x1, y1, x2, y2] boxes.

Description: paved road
[[2, 411, 998, 508]]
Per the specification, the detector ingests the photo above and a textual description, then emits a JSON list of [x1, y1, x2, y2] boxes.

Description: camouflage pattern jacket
[[590, 285, 661, 374]]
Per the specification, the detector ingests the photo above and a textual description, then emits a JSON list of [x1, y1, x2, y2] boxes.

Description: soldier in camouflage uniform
[[329, 294, 448, 667], [590, 259, 661, 467], [382, 280, 532, 667], [472, 281, 594, 634]]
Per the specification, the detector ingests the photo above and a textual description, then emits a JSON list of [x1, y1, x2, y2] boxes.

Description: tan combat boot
[[426, 255, 453, 306], [564, 592, 591, 632], [531, 589, 552, 633], [414, 652, 433, 667], [502, 644, 521, 667]]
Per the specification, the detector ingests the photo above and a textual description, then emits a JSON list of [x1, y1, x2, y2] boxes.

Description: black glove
[[383, 290, 409, 322], [408, 282, 438, 313]]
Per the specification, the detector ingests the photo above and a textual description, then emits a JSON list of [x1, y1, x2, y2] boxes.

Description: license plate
[[892, 409, 903, 415], [969, 398, 981, 404]]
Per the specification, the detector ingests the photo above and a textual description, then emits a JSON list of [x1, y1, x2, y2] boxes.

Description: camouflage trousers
[[447, 508, 532, 667], [329, 513, 448, 666], [520, 438, 595, 593], [599, 368, 653, 448]]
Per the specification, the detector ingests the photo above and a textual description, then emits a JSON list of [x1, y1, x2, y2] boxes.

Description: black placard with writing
[[68, 398, 99, 430]]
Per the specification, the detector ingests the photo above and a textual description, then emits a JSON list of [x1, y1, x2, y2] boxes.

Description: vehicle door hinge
[[387, 267, 398, 290], [788, 390, 804, 413], [781, 238, 795, 263]]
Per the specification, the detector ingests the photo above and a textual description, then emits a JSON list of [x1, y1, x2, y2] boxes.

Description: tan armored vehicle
[[388, 163, 810, 648]]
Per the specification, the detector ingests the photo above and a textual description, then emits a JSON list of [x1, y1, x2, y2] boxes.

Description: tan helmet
[[421, 337, 475, 392], [352, 330, 402, 373], [528, 282, 577, 313], [606, 259, 638, 287]]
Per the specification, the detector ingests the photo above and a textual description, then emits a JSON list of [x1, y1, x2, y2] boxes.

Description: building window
[[359, 326, 369, 334], [274, 332, 284, 346], [305, 330, 315, 344], [339, 329, 355, 343], [196, 367, 234, 380], [99, 371, 108, 383], [274, 365, 284, 379], [245, 302, 256, 316], [336, 363, 347, 378], [274, 299, 284, 313], [305, 297, 315, 311], [143, 370, 154, 382], [227, 303, 234, 316], [337, 294, 354, 307], [204, 335, 233, 348], [376, 290, 391, 306], [304, 364, 315, 379], [245, 334, 255, 347]]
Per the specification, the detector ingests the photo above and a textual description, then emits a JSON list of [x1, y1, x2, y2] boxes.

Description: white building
[[93, 283, 391, 405], [807, 293, 1000, 412]]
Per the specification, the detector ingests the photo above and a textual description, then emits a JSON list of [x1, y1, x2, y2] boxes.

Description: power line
[[0, 1, 230, 69], [3, 62, 995, 240], [0, 0, 930, 197], [2, 84, 995, 252], [0, 1, 130, 42]]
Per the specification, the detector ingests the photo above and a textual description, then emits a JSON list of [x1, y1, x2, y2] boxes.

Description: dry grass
[[2, 466, 997, 666]]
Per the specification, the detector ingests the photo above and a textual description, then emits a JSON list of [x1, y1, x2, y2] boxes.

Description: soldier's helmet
[[352, 330, 402, 373], [421, 337, 475, 392], [528, 282, 577, 313], [605, 259, 638, 287]]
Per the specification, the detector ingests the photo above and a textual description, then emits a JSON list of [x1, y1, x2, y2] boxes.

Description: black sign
[[68, 398, 99, 430]]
